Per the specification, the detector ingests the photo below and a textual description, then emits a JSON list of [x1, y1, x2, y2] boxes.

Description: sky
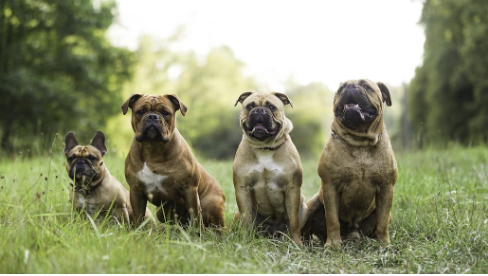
[[108, 0, 425, 91]]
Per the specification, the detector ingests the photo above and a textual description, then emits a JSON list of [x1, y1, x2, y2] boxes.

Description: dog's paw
[[346, 230, 360, 240], [375, 231, 390, 244], [325, 238, 342, 248], [291, 235, 303, 246]]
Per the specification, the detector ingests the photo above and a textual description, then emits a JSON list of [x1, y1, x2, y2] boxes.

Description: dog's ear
[[121, 93, 143, 115], [64, 132, 79, 155], [377, 82, 392, 107], [272, 92, 294, 108], [234, 92, 254, 107], [90, 131, 107, 156], [166, 94, 187, 116]]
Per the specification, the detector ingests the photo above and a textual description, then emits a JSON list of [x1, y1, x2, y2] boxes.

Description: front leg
[[375, 185, 394, 243], [130, 186, 148, 226], [114, 190, 131, 225], [285, 185, 303, 245], [322, 181, 342, 246], [122, 205, 131, 225], [233, 174, 254, 228], [112, 206, 130, 226], [182, 186, 202, 227]]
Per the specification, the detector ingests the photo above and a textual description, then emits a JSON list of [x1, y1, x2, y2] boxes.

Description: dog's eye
[[268, 104, 276, 111], [137, 110, 145, 116], [363, 84, 372, 91], [246, 104, 253, 111], [88, 155, 98, 162], [68, 155, 76, 162], [161, 110, 170, 117]]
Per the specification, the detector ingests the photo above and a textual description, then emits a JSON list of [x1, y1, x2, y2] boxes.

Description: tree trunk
[[402, 83, 410, 150], [0, 120, 12, 152]]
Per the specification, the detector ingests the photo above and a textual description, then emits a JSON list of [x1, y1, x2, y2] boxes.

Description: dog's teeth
[[344, 103, 360, 112]]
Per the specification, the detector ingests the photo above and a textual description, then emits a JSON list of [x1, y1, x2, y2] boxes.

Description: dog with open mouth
[[233, 91, 310, 245], [65, 131, 154, 224], [303, 79, 398, 246]]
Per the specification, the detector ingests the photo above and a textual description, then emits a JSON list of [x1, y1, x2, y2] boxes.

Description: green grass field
[[0, 144, 487, 273]]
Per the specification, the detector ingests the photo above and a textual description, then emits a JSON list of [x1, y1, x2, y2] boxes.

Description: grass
[[0, 141, 487, 273]]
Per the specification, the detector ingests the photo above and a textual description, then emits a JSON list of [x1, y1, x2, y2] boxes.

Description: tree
[[409, 0, 488, 146], [0, 0, 132, 152], [284, 81, 333, 158]]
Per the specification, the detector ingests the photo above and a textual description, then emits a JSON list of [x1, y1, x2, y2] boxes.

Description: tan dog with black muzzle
[[233, 92, 309, 245], [64, 131, 154, 224], [303, 79, 398, 246], [122, 94, 225, 228]]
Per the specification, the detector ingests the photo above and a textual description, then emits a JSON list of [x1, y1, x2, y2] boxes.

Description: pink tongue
[[251, 122, 268, 134]]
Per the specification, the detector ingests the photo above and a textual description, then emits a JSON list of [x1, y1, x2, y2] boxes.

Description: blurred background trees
[[409, 0, 488, 146], [0, 0, 132, 152], [1, 0, 487, 159]]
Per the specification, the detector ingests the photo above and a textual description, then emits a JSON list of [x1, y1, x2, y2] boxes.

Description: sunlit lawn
[[0, 144, 487, 273]]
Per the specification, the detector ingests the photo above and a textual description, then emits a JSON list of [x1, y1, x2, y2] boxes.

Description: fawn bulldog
[[122, 94, 225, 228], [233, 91, 309, 244], [303, 79, 398, 245], [64, 131, 154, 224]]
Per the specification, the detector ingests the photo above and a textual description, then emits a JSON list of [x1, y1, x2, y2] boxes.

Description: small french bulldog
[[64, 131, 154, 224]]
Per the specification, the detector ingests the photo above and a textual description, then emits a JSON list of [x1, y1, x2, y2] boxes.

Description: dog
[[303, 79, 398, 245], [121, 93, 226, 228], [233, 91, 309, 245], [64, 131, 154, 224]]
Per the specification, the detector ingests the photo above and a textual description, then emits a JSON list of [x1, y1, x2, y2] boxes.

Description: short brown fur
[[304, 79, 398, 245], [122, 94, 225, 228], [233, 92, 309, 244], [64, 131, 154, 224]]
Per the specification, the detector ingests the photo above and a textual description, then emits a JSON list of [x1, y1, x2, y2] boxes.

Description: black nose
[[346, 83, 359, 90], [343, 83, 362, 97], [146, 114, 160, 121], [251, 107, 267, 115]]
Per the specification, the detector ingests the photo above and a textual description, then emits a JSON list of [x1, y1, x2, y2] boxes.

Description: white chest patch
[[137, 162, 168, 197], [74, 193, 100, 215], [253, 151, 283, 173], [75, 193, 86, 208]]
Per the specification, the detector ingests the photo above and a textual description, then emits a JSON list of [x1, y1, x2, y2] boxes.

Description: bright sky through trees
[[108, 0, 424, 91]]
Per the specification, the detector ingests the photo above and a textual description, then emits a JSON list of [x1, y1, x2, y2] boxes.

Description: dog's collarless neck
[[331, 130, 384, 145], [138, 132, 181, 161]]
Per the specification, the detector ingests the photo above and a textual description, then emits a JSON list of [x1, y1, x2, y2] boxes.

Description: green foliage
[[175, 46, 257, 159], [409, 0, 488, 146], [0, 0, 133, 153], [285, 82, 333, 158]]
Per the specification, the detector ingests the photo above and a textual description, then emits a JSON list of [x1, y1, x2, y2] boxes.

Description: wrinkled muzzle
[[335, 85, 378, 129], [69, 160, 97, 185], [136, 113, 169, 142], [244, 107, 279, 141]]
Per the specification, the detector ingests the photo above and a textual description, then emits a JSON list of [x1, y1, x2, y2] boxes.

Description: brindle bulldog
[[233, 91, 309, 245], [304, 79, 398, 245], [64, 131, 154, 224], [122, 94, 225, 228]]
